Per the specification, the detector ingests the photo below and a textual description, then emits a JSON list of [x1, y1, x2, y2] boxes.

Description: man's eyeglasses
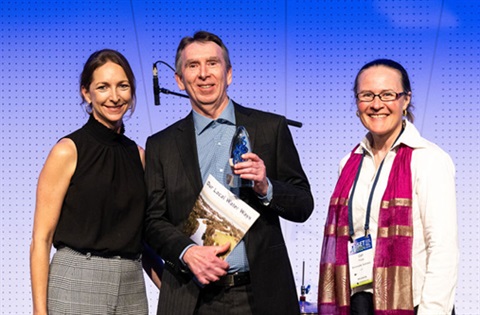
[[356, 91, 407, 102]]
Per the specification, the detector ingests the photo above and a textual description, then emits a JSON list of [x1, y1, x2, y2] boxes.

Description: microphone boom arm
[[159, 87, 189, 99]]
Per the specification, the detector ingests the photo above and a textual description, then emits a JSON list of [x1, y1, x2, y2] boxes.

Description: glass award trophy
[[227, 126, 254, 188]]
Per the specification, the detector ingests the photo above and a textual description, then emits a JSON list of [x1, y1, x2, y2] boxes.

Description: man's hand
[[183, 243, 230, 285], [232, 152, 268, 196]]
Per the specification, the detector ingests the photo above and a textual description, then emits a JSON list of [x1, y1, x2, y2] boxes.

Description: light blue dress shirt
[[192, 100, 249, 273]]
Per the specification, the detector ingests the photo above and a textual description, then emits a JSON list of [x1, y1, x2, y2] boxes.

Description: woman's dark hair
[[174, 30, 231, 76], [353, 58, 414, 122], [80, 49, 136, 114]]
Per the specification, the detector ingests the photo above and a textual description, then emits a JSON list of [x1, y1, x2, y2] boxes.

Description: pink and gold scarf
[[318, 144, 414, 315]]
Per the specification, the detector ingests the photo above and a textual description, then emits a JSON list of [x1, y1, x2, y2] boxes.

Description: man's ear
[[175, 73, 185, 91], [226, 67, 232, 86]]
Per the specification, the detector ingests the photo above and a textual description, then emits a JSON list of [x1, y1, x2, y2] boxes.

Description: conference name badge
[[348, 234, 374, 289]]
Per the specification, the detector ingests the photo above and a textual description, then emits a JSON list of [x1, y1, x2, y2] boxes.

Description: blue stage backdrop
[[1, 1, 478, 313]]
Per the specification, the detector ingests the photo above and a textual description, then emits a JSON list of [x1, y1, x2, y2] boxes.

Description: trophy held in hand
[[227, 126, 254, 188]]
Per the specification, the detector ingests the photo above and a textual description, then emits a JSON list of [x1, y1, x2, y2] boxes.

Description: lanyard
[[348, 127, 405, 242]]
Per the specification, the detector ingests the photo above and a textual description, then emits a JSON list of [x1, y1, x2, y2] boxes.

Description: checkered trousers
[[47, 247, 148, 315]]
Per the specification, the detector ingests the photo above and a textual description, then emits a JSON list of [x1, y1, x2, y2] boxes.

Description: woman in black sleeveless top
[[30, 49, 161, 314]]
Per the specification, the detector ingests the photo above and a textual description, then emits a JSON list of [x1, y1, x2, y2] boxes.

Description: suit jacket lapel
[[175, 113, 203, 194]]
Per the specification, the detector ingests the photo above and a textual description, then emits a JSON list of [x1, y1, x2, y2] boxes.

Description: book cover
[[182, 174, 260, 259]]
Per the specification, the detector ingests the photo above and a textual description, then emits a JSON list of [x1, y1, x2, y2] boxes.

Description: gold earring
[[403, 109, 407, 117]]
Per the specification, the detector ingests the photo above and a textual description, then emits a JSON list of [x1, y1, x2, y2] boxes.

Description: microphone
[[153, 63, 160, 105]]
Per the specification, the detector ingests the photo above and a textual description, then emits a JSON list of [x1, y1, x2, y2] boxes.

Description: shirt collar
[[357, 120, 427, 154], [193, 99, 236, 135]]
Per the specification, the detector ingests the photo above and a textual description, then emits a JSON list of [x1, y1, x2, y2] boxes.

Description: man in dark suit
[[145, 30, 314, 315]]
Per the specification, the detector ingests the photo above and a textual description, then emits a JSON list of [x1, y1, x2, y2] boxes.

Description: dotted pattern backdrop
[[1, 1, 478, 313]]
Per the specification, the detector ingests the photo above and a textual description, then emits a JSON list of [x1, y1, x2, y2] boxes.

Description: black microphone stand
[[159, 87, 189, 99], [153, 60, 303, 128]]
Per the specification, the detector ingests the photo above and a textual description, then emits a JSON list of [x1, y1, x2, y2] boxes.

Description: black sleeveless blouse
[[53, 115, 146, 256]]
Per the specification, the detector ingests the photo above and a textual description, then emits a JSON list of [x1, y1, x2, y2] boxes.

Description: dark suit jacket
[[144, 102, 314, 315]]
